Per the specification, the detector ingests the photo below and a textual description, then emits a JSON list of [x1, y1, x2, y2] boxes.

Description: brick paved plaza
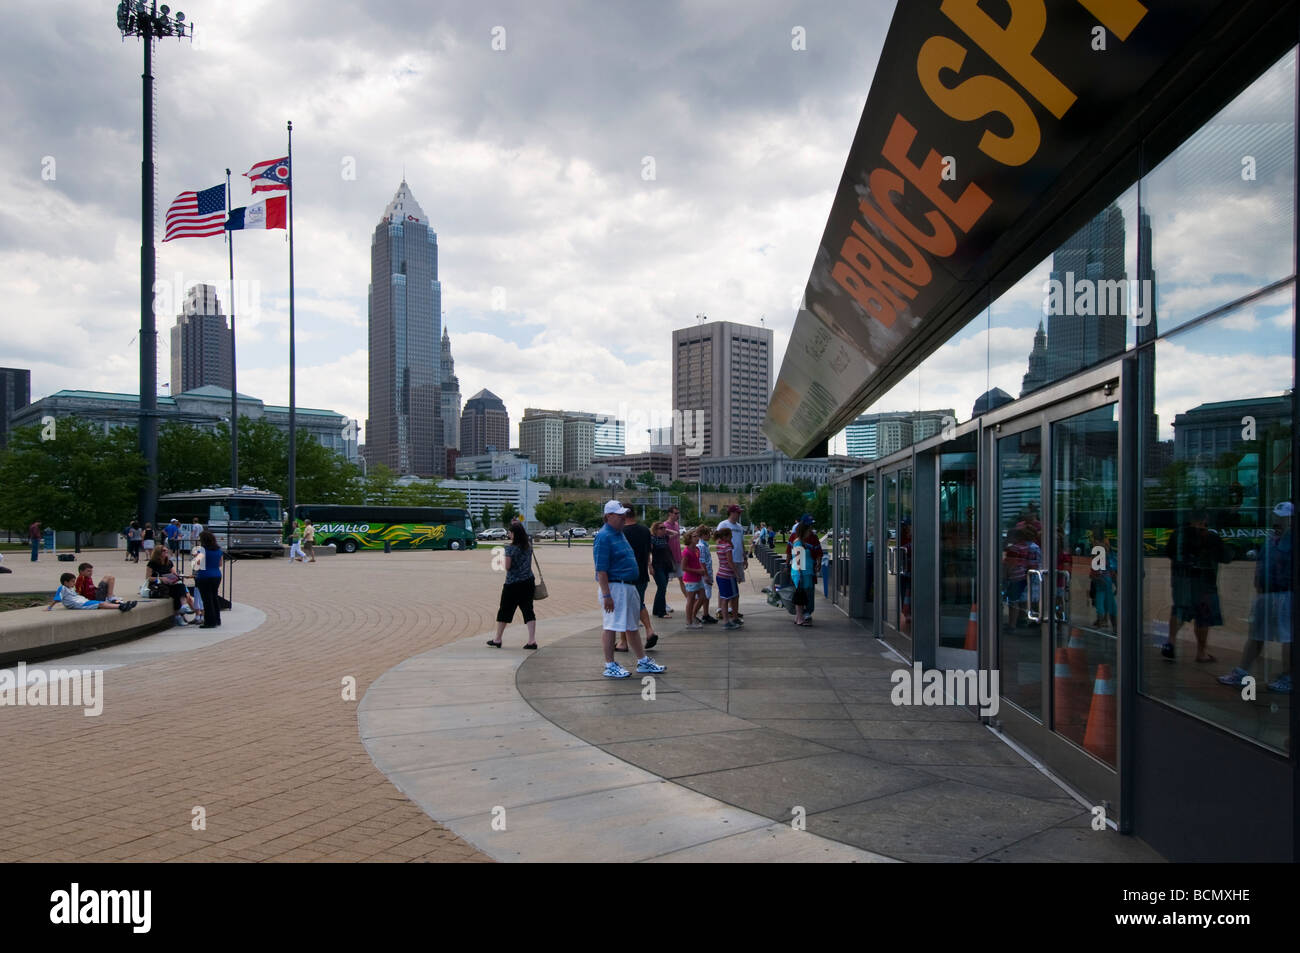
[[0, 546, 604, 863], [0, 544, 1164, 863]]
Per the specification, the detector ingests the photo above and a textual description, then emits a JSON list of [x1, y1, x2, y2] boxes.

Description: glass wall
[[1136, 48, 1295, 755], [1139, 288, 1294, 753]]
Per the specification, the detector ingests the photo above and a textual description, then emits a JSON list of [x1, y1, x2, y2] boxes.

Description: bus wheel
[[342, 539, 358, 554], [449, 540, 461, 551]]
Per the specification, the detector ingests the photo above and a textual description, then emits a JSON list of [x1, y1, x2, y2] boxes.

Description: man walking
[[615, 507, 659, 653], [594, 500, 665, 679], [716, 504, 748, 621]]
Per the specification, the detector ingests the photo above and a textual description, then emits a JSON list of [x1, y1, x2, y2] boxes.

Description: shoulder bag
[[532, 549, 549, 600]]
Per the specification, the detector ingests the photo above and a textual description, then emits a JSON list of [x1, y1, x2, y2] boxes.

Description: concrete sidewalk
[[361, 598, 1166, 863]]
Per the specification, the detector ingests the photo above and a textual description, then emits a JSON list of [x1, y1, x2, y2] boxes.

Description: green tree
[[623, 478, 634, 490], [809, 484, 831, 529], [500, 501, 518, 526], [158, 422, 227, 494], [534, 498, 568, 532], [293, 430, 363, 504], [749, 483, 804, 534], [481, 504, 491, 529], [364, 463, 402, 505], [0, 418, 145, 549], [569, 499, 602, 529]]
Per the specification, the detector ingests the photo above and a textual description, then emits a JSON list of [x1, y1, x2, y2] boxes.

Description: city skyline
[[0, 1, 898, 457]]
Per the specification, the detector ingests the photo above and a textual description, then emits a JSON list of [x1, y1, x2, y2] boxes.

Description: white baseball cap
[[603, 500, 630, 515]]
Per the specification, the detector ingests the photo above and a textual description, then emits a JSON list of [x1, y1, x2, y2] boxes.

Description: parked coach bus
[[294, 505, 477, 552], [156, 487, 285, 556]]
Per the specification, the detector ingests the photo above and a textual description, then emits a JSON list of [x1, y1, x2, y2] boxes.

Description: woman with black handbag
[[145, 546, 198, 626], [487, 523, 539, 649]]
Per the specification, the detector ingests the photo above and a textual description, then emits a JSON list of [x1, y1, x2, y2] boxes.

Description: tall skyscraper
[[460, 389, 509, 456], [0, 366, 31, 448], [365, 181, 444, 476], [671, 319, 772, 481], [170, 284, 232, 394], [440, 326, 461, 453]]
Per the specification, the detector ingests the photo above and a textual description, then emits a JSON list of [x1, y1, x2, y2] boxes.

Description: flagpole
[[286, 120, 296, 525], [226, 167, 239, 491]]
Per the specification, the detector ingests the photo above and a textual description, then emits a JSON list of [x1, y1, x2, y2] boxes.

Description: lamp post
[[116, 0, 193, 528]]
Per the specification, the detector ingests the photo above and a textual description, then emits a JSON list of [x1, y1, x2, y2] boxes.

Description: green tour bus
[[294, 504, 477, 553]]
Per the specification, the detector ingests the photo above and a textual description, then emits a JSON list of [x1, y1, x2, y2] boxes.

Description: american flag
[[245, 156, 290, 193], [163, 184, 226, 241]]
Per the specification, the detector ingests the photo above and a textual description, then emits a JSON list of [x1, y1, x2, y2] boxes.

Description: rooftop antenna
[[760, 314, 766, 328], [696, 312, 706, 325]]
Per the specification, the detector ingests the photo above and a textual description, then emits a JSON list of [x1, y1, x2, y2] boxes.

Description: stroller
[[766, 566, 798, 615]]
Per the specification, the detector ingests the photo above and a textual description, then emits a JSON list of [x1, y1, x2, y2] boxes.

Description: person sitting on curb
[[74, 562, 116, 603], [49, 573, 136, 612]]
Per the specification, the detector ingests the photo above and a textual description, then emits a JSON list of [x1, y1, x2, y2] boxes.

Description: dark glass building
[[366, 182, 444, 477]]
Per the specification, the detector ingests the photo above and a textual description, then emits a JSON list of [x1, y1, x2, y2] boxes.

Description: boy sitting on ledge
[[49, 573, 136, 612]]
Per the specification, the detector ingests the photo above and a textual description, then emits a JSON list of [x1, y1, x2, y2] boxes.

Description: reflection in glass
[[939, 434, 978, 667], [1052, 406, 1120, 764], [1139, 288, 1293, 754], [863, 474, 875, 624], [998, 427, 1043, 720], [1144, 49, 1295, 335]]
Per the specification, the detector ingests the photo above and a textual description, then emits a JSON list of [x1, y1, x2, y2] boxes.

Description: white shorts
[[600, 581, 640, 633]]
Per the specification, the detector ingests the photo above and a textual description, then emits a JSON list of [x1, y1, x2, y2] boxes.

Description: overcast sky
[[0, 0, 898, 452]]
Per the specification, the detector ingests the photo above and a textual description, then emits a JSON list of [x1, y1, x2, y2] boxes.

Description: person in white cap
[[593, 500, 665, 679], [1219, 501, 1292, 694]]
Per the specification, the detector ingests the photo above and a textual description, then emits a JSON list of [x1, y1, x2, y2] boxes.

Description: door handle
[[1026, 569, 1044, 622]]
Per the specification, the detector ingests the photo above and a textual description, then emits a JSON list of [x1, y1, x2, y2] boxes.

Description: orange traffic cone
[[1066, 628, 1088, 682], [1052, 647, 1086, 743], [1083, 663, 1116, 765], [964, 603, 978, 651]]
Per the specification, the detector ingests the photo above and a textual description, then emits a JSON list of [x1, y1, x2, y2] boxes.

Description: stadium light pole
[[116, 0, 193, 529]]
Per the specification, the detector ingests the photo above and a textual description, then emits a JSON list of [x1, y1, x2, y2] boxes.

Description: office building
[[672, 319, 772, 481], [454, 450, 537, 481], [699, 452, 867, 489], [170, 283, 232, 395], [460, 389, 509, 457], [366, 181, 444, 477], [518, 409, 564, 477], [845, 410, 954, 461], [10, 385, 357, 461], [593, 415, 625, 457], [0, 366, 31, 448], [771, 2, 1297, 861], [440, 327, 461, 455]]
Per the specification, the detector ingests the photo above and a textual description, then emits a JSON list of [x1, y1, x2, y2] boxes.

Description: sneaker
[[1267, 673, 1292, 694], [180, 606, 194, 615], [636, 657, 666, 674], [732, 617, 744, 626], [723, 622, 739, 630], [603, 662, 630, 679], [1217, 667, 1249, 686], [118, 601, 136, 612], [701, 615, 718, 625]]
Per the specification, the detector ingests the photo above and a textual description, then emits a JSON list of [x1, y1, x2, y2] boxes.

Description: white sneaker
[[603, 662, 630, 679]]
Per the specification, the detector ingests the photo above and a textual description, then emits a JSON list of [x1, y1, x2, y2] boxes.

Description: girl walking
[[487, 523, 538, 649]]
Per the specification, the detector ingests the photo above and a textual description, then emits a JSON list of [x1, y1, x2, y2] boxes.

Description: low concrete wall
[[0, 597, 174, 666]]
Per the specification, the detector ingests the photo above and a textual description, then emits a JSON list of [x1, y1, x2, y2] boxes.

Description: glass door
[[989, 382, 1122, 817], [882, 464, 913, 658]]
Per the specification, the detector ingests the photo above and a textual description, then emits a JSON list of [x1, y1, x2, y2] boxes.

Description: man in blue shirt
[[594, 500, 665, 679]]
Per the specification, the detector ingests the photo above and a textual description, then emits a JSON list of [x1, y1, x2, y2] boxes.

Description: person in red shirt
[[75, 562, 116, 601]]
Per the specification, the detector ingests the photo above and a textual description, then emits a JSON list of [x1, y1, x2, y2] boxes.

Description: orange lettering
[[851, 215, 932, 287], [869, 168, 958, 257], [833, 261, 898, 327], [881, 113, 993, 231]]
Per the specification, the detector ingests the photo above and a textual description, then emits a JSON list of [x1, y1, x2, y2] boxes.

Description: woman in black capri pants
[[487, 523, 537, 649], [194, 530, 224, 628]]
